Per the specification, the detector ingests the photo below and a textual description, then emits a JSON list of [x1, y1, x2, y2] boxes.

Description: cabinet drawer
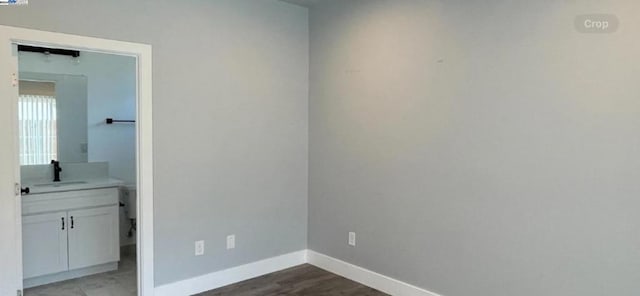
[[22, 188, 119, 216]]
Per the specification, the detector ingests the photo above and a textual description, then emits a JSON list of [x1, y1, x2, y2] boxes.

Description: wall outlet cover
[[195, 240, 205, 256], [227, 235, 236, 250], [348, 232, 356, 247]]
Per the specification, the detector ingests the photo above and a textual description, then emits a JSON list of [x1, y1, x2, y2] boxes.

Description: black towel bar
[[106, 118, 136, 124]]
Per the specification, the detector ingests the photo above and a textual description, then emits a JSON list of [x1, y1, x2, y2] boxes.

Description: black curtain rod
[[106, 118, 135, 124], [18, 45, 80, 57]]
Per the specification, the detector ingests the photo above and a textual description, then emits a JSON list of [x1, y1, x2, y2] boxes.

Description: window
[[18, 81, 57, 165]]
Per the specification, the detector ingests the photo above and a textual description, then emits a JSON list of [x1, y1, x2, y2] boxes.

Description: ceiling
[[279, 0, 321, 8]]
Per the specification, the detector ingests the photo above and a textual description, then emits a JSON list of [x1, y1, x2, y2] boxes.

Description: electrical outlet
[[195, 240, 205, 256], [227, 234, 236, 250], [348, 232, 356, 247]]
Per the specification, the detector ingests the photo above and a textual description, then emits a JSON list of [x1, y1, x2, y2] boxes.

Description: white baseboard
[[154, 250, 441, 296], [154, 250, 307, 296], [307, 250, 442, 296]]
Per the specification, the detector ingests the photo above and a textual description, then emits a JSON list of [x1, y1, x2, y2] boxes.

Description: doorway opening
[[0, 26, 153, 296], [19, 48, 138, 295]]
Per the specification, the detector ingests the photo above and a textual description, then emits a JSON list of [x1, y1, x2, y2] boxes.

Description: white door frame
[[0, 25, 154, 296]]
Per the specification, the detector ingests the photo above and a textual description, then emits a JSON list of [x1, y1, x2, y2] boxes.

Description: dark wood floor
[[195, 264, 389, 296]]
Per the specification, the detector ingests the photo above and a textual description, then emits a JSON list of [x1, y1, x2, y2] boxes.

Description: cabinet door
[[22, 212, 69, 279], [68, 206, 119, 270]]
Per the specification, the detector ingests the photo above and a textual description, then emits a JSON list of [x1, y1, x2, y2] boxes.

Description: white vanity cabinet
[[22, 187, 120, 287]]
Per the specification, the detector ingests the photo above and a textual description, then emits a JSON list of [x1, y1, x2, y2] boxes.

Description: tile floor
[[24, 246, 137, 296]]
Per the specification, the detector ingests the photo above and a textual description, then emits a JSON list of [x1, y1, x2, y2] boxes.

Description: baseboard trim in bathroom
[[120, 244, 137, 257], [24, 262, 118, 289]]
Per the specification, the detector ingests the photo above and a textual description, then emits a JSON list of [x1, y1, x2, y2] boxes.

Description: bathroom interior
[[17, 46, 138, 295]]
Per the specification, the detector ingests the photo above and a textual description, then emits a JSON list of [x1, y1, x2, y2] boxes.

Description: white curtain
[[19, 94, 58, 165]]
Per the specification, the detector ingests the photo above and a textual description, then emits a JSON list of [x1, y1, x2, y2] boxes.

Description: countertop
[[23, 178, 125, 195]]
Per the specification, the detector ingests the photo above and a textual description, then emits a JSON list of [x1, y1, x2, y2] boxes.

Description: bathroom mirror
[[18, 73, 88, 165], [17, 49, 137, 180]]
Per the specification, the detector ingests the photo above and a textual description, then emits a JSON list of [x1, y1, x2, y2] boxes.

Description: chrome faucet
[[51, 160, 62, 182]]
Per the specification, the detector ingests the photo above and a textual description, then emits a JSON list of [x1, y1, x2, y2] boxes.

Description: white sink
[[33, 181, 88, 188]]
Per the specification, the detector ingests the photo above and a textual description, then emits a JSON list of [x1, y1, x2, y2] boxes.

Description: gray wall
[[0, 0, 309, 286], [308, 1, 640, 296], [82, 52, 136, 186]]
